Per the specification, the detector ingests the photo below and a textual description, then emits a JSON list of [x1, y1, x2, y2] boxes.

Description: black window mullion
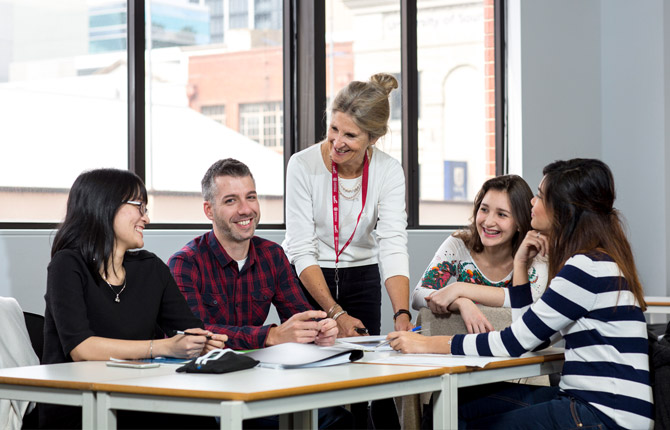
[[128, 0, 145, 180], [283, 0, 297, 169], [495, 0, 507, 176], [401, 0, 419, 228]]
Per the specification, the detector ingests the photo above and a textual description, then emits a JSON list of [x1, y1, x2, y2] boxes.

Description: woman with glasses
[[41, 168, 226, 429]]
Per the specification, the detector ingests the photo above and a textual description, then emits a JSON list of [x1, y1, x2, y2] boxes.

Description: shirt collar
[[206, 230, 257, 271]]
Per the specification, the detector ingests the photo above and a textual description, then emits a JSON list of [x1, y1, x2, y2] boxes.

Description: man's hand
[[265, 310, 324, 346], [202, 333, 228, 354]]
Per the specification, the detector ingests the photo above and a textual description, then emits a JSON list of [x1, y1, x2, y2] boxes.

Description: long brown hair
[[541, 159, 646, 310], [454, 174, 533, 256]]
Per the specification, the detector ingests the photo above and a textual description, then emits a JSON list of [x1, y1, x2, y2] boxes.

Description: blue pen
[[411, 325, 422, 332]]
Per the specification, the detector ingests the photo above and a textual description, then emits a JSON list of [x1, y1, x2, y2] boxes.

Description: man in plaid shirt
[[168, 159, 338, 351], [169, 159, 351, 428]]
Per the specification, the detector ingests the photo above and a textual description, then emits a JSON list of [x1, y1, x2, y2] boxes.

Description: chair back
[[23, 312, 45, 363], [417, 305, 512, 336]]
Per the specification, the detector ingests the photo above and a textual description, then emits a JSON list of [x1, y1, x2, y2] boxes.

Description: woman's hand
[[387, 331, 451, 354], [394, 313, 414, 332], [424, 283, 463, 314], [169, 328, 209, 358], [452, 299, 494, 333], [515, 230, 549, 268], [336, 313, 367, 337]]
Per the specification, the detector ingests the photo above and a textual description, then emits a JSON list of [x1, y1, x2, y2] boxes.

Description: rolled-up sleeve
[[375, 159, 409, 282], [284, 154, 320, 276]]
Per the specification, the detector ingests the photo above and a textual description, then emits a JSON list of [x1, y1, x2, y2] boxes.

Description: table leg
[[279, 409, 317, 429], [96, 392, 117, 430], [220, 400, 244, 430], [81, 391, 97, 430], [433, 374, 457, 430]]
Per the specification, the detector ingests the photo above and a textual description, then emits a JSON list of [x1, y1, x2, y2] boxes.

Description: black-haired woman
[[41, 168, 226, 429], [390, 159, 653, 429]]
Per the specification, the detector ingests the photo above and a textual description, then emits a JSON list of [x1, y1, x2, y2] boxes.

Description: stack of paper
[[244, 343, 363, 369]]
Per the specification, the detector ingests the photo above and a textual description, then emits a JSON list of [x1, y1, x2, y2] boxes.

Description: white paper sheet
[[336, 336, 393, 351]]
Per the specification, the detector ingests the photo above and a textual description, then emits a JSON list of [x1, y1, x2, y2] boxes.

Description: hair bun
[[370, 73, 398, 96]]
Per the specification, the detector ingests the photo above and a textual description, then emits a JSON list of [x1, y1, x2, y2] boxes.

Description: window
[[239, 102, 282, 149], [146, 0, 285, 224], [229, 0, 249, 29], [326, 1, 496, 227], [0, 0, 128, 223], [206, 0, 224, 43], [254, 0, 281, 30], [1, 0, 500, 228], [389, 72, 420, 121], [325, 0, 402, 164], [201, 105, 226, 125], [416, 1, 495, 225]]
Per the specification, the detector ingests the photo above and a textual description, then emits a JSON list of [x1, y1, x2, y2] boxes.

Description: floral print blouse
[[411, 235, 548, 320]]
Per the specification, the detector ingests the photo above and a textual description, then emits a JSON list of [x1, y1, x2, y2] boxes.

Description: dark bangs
[[51, 169, 147, 279]]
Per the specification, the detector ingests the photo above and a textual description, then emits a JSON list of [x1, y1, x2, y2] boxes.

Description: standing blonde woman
[[283, 73, 412, 340]]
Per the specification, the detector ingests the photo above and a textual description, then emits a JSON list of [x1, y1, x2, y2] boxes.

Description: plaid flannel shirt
[[168, 231, 311, 350]]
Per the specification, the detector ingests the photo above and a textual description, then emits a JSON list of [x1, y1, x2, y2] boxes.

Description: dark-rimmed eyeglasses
[[125, 200, 148, 216]]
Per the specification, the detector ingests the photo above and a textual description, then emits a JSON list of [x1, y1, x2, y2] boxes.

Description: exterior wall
[[187, 41, 354, 147]]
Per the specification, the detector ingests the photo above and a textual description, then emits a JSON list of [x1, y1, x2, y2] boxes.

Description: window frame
[[1, 0, 505, 230]]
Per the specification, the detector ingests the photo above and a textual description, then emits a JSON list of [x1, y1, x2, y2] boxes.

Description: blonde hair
[[330, 73, 398, 140]]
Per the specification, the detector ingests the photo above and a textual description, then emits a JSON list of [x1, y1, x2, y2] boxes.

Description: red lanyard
[[331, 151, 369, 264]]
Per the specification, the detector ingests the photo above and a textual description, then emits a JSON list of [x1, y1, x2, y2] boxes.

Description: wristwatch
[[393, 309, 411, 321]]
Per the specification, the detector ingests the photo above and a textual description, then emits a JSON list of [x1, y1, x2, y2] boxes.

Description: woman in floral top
[[411, 175, 547, 332]]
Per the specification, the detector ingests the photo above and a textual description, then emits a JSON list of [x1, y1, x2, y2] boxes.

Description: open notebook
[[244, 343, 363, 369]]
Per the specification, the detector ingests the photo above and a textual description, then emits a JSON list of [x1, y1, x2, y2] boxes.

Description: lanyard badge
[[331, 151, 369, 299]]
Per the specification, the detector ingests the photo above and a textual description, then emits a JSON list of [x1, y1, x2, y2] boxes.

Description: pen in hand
[[376, 326, 423, 349], [175, 330, 212, 340]]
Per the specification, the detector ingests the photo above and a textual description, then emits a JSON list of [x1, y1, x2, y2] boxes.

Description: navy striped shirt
[[451, 253, 653, 429]]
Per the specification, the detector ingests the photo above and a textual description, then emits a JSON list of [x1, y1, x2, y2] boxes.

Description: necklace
[[339, 179, 362, 200], [102, 275, 127, 303]]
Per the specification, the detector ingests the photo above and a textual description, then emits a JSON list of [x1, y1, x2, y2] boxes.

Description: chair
[[649, 322, 670, 429], [22, 312, 45, 364], [0, 297, 40, 430], [20, 312, 44, 429]]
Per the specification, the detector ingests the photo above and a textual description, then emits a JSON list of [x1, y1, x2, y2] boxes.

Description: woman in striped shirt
[[389, 158, 653, 429]]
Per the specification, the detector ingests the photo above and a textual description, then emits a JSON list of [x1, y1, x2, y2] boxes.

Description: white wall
[[509, 0, 670, 296], [0, 229, 450, 334]]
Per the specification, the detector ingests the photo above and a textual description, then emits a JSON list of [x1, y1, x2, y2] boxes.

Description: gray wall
[[0, 229, 450, 334], [509, 0, 670, 296]]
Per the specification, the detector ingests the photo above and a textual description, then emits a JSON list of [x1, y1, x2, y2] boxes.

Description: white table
[[0, 361, 176, 429], [645, 296, 670, 314], [0, 351, 563, 430]]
